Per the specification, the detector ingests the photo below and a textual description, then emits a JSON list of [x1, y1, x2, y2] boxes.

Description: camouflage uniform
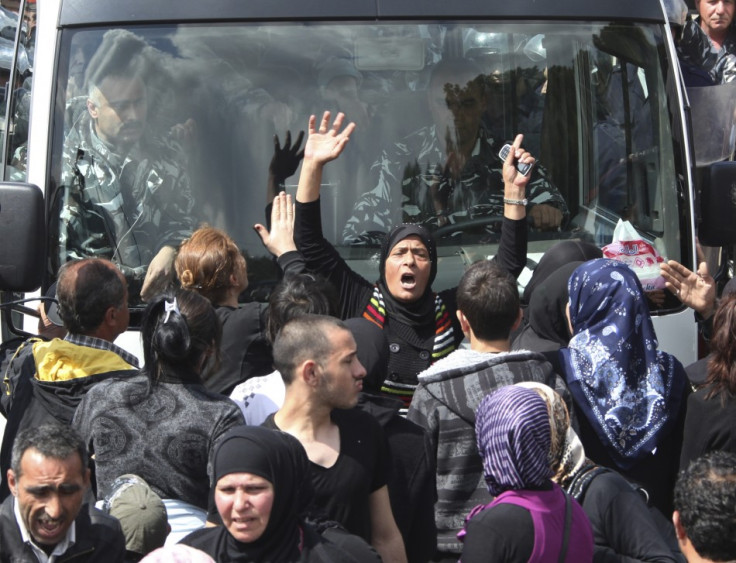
[[59, 113, 195, 292], [342, 124, 568, 245]]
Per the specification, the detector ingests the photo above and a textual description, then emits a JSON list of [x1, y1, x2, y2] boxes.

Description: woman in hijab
[[294, 111, 534, 407], [521, 240, 602, 308], [559, 259, 689, 517], [511, 240, 601, 349], [459, 385, 594, 562], [511, 261, 584, 373], [519, 381, 685, 562], [180, 426, 380, 563]]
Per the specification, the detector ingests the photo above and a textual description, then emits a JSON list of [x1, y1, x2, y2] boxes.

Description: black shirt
[[263, 408, 388, 542]]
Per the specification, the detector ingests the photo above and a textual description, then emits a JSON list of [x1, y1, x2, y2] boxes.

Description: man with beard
[[263, 314, 408, 563], [59, 29, 194, 303]]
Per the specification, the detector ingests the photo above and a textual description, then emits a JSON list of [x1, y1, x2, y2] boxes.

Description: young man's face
[[87, 75, 148, 149], [8, 449, 89, 548], [383, 235, 432, 303], [697, 0, 736, 39], [317, 327, 366, 409]]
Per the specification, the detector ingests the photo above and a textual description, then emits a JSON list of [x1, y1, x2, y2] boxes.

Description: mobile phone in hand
[[499, 143, 534, 176]]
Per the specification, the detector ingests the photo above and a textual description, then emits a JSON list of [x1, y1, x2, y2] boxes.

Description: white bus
[[1, 0, 735, 365]]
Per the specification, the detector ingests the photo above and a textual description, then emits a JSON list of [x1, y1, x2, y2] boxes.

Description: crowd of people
[[1, 105, 735, 563], [4, 0, 736, 560]]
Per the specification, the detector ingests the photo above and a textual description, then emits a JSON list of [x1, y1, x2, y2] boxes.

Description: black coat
[[567, 466, 685, 562], [0, 496, 126, 563], [357, 393, 437, 563], [0, 340, 136, 501]]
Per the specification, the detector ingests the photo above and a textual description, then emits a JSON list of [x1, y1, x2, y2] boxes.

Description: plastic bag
[[602, 220, 666, 290]]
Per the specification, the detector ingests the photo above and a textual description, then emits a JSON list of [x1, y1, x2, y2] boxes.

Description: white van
[[1, 0, 735, 365]]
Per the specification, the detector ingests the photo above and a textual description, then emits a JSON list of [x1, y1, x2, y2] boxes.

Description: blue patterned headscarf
[[559, 259, 686, 469], [475, 385, 554, 497]]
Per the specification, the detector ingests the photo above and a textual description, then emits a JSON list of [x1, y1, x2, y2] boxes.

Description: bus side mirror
[[0, 182, 45, 291], [698, 161, 736, 247]]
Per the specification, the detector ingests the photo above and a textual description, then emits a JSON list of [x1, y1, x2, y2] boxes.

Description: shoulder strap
[[566, 463, 610, 503], [2, 337, 41, 403], [558, 490, 573, 563]]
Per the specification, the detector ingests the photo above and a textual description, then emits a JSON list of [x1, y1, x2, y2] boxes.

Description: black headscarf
[[205, 426, 312, 562], [514, 261, 582, 353], [376, 224, 438, 327], [522, 240, 602, 306], [344, 317, 389, 394]]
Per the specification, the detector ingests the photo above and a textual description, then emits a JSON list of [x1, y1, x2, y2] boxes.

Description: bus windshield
[[39, 20, 685, 307]]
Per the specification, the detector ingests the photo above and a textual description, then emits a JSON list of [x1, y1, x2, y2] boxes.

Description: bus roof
[[60, 0, 667, 27]]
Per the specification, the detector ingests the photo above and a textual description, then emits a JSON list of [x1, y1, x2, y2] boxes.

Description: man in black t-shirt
[[266, 314, 407, 563]]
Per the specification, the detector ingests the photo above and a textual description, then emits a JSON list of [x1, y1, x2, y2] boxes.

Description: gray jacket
[[406, 348, 574, 556]]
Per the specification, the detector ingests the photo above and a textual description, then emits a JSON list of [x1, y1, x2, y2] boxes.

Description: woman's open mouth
[[400, 273, 417, 289]]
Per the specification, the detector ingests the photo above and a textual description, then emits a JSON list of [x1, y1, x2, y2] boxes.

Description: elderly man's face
[[697, 0, 736, 39], [8, 449, 89, 548], [87, 75, 148, 149]]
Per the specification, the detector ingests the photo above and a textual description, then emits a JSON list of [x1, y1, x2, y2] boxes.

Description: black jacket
[[182, 520, 381, 563], [566, 466, 685, 562], [0, 340, 136, 501], [0, 495, 126, 563], [356, 393, 437, 563]]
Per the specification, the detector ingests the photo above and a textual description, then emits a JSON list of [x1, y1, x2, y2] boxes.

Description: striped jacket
[[407, 348, 575, 556]]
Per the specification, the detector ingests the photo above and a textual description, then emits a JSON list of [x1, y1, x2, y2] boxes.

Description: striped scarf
[[363, 285, 456, 408], [476, 385, 553, 496]]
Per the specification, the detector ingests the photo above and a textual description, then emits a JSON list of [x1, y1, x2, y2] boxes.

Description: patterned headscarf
[[475, 385, 554, 497], [560, 259, 686, 469]]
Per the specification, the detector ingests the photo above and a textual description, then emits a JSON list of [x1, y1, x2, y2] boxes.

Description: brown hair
[[706, 293, 736, 405], [175, 226, 245, 305]]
